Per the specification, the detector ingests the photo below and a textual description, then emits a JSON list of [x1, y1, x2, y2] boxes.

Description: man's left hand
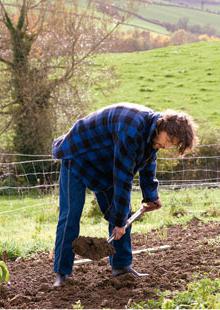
[[142, 199, 162, 212]]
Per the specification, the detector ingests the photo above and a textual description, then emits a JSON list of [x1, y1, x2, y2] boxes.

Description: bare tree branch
[[0, 56, 13, 66], [17, 0, 26, 30], [76, 21, 122, 66], [50, 19, 121, 89], [29, 0, 47, 10], [30, 0, 48, 37], [0, 114, 14, 135], [0, 111, 11, 115], [0, 100, 18, 110], [0, 0, 15, 33]]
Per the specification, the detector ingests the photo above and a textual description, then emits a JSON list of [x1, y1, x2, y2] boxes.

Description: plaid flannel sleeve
[[112, 131, 140, 227], [139, 152, 159, 203]]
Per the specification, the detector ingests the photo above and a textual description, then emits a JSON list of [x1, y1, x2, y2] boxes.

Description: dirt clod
[[73, 236, 115, 260]]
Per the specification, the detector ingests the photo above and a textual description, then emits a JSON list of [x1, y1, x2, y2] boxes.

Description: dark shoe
[[112, 266, 149, 278], [53, 273, 68, 287]]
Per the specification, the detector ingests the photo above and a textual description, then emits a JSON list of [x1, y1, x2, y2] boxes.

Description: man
[[52, 103, 197, 287]]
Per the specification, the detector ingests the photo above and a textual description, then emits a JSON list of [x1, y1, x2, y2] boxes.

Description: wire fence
[[0, 144, 219, 193], [0, 146, 219, 216]]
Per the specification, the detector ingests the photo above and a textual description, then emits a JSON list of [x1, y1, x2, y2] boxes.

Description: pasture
[[93, 41, 220, 131]]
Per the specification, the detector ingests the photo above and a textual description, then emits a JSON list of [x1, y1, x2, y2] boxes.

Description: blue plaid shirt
[[53, 103, 160, 227]]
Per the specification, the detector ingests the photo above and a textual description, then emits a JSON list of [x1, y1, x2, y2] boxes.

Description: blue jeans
[[54, 160, 132, 275]]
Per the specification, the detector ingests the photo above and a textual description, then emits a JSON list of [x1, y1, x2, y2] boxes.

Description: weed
[[31, 223, 42, 240], [169, 196, 179, 208], [130, 290, 168, 309], [170, 205, 187, 218], [163, 218, 175, 228], [35, 208, 58, 224], [0, 241, 21, 260], [0, 261, 10, 284], [72, 300, 84, 309], [184, 193, 193, 206], [201, 207, 220, 218], [156, 227, 168, 240], [129, 278, 220, 309], [87, 197, 103, 224], [165, 278, 220, 309], [205, 235, 220, 246]]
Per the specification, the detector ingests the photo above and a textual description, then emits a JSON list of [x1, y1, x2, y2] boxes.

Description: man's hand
[[142, 199, 162, 212], [112, 226, 126, 240]]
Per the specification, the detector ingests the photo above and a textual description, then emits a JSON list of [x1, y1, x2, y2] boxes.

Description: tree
[[0, 0, 132, 155], [176, 17, 189, 31]]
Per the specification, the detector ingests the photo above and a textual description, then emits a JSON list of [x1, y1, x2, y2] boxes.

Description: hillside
[[92, 41, 220, 131], [105, 1, 220, 35], [167, 0, 220, 9], [3, 1, 220, 36]]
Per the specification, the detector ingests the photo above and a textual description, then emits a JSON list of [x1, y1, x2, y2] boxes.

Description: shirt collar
[[146, 112, 161, 144]]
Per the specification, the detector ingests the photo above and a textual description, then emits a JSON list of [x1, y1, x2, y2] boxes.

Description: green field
[[0, 188, 219, 258], [136, 3, 220, 29], [93, 41, 220, 132], [120, 19, 170, 35], [120, 1, 220, 35]]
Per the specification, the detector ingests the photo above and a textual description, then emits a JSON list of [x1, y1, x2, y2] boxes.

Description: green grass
[[0, 188, 219, 258], [138, 3, 220, 31], [120, 18, 170, 35], [92, 41, 220, 131], [130, 277, 220, 309]]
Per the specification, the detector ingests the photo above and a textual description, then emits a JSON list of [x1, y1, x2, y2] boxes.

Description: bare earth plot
[[1, 219, 219, 309]]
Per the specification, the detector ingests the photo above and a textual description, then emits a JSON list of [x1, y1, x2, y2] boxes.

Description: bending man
[[52, 103, 197, 286]]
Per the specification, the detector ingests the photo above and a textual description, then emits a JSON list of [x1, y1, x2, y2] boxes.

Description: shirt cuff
[[111, 212, 128, 227], [142, 196, 158, 203]]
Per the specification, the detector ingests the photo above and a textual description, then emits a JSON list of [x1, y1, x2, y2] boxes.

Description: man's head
[[153, 110, 198, 155]]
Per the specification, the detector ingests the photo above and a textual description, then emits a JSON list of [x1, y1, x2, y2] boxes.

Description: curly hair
[[157, 110, 198, 155]]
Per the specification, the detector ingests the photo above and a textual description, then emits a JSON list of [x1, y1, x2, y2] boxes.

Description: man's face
[[153, 131, 178, 150]]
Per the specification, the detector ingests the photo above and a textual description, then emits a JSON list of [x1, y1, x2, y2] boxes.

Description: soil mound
[[73, 236, 115, 260]]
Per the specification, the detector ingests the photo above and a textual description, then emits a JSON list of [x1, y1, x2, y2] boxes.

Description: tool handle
[[107, 206, 145, 243]]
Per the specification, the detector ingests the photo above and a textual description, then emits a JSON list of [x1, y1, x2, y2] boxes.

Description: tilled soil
[[1, 218, 220, 309]]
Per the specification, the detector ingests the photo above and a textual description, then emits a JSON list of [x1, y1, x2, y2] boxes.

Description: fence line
[[0, 184, 58, 191], [1, 143, 220, 158], [0, 153, 52, 157], [0, 159, 55, 165], [0, 202, 56, 216], [158, 155, 220, 160], [0, 150, 219, 191], [0, 197, 219, 217]]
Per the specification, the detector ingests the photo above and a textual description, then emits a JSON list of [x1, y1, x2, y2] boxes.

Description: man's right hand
[[112, 226, 126, 240]]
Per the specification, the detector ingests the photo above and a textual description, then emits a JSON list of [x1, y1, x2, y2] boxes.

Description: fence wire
[[0, 147, 219, 216], [0, 147, 220, 193]]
